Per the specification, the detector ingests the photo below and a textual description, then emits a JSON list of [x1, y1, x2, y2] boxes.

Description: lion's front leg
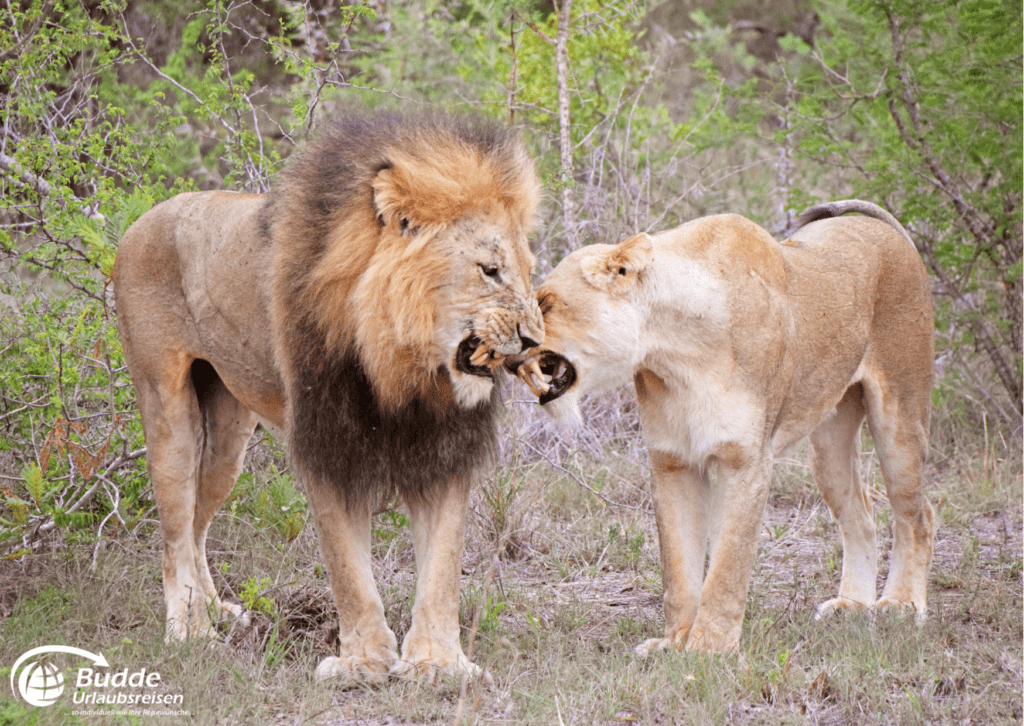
[[684, 453, 773, 654], [635, 451, 709, 658], [304, 476, 399, 684], [391, 476, 483, 684]]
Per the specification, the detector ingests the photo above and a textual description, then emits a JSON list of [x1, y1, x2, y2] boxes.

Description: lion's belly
[[183, 284, 285, 427]]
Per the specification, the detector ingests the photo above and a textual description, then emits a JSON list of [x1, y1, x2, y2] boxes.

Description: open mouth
[[536, 351, 576, 405], [455, 334, 496, 379]]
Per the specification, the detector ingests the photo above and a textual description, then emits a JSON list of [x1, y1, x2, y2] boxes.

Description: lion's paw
[[814, 596, 873, 621], [390, 650, 492, 687], [164, 608, 218, 642], [213, 599, 251, 629], [315, 652, 397, 685]]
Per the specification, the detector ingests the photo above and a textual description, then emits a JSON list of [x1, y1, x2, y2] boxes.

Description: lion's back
[[114, 190, 282, 419]]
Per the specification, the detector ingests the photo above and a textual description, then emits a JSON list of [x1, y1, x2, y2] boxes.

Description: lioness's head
[[512, 233, 655, 423], [281, 115, 544, 412]]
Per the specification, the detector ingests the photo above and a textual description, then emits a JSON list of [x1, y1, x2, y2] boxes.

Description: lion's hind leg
[[191, 360, 259, 628], [809, 383, 878, 619], [132, 356, 217, 641]]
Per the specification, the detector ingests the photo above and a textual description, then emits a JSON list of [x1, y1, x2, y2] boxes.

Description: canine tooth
[[470, 344, 489, 366], [524, 374, 548, 396], [520, 359, 549, 395], [487, 352, 506, 368]]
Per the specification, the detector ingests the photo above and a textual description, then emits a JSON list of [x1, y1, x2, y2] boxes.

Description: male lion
[[515, 201, 935, 655], [113, 113, 544, 683]]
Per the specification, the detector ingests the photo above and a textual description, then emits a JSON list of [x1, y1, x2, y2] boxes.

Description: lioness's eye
[[481, 264, 500, 279]]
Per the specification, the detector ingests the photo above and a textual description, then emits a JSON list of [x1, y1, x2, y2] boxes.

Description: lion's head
[[267, 113, 544, 412]]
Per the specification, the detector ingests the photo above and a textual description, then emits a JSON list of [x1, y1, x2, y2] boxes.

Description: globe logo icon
[[18, 661, 64, 707]]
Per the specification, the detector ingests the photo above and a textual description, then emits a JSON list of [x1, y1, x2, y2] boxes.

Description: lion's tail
[[787, 199, 916, 249]]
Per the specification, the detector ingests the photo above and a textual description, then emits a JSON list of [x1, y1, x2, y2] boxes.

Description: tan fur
[[523, 209, 935, 655], [113, 119, 543, 685]]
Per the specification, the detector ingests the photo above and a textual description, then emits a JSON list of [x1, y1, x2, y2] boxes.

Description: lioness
[[516, 201, 935, 654], [113, 114, 543, 682]]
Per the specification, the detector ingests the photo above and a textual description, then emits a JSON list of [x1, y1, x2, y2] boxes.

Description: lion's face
[[424, 206, 545, 408], [513, 234, 654, 423], [297, 125, 544, 413]]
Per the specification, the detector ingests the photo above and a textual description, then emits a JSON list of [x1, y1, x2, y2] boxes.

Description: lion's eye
[[481, 264, 501, 280], [618, 267, 627, 276]]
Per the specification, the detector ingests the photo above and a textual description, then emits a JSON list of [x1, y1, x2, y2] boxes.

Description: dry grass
[[1, 381, 1021, 725]]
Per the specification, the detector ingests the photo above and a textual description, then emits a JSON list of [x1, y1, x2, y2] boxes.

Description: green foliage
[[240, 576, 277, 615], [229, 467, 307, 543], [775, 0, 1022, 415]]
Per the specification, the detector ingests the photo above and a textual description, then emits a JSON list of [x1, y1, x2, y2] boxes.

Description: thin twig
[[520, 440, 649, 514]]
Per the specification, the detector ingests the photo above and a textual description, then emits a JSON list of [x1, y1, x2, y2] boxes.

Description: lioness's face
[[513, 234, 655, 422], [430, 206, 545, 408]]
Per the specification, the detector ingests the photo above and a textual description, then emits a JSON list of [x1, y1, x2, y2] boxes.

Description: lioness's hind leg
[[863, 376, 934, 622], [810, 384, 877, 619], [191, 361, 260, 625]]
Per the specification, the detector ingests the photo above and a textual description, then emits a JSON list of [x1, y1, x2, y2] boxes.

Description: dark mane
[[264, 112, 528, 503], [288, 317, 498, 505], [262, 112, 529, 258]]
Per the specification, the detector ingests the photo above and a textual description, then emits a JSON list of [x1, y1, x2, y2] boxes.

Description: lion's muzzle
[[455, 334, 497, 379]]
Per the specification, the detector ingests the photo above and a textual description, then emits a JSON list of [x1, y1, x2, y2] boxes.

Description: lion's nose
[[517, 324, 541, 351]]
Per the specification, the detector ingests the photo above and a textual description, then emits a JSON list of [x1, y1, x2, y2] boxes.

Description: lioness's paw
[[315, 653, 396, 685], [874, 596, 926, 624], [814, 596, 873, 620], [634, 637, 681, 658]]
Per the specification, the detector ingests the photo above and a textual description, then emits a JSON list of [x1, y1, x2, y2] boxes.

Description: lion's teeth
[[471, 344, 489, 366], [555, 361, 566, 378]]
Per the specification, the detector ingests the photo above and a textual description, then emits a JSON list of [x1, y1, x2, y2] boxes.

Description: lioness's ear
[[537, 290, 556, 315], [580, 234, 654, 292]]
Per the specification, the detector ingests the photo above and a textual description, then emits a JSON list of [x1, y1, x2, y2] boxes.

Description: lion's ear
[[371, 164, 419, 235], [580, 233, 654, 292]]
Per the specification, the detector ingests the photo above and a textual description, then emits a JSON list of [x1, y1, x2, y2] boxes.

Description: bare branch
[[555, 0, 577, 250]]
